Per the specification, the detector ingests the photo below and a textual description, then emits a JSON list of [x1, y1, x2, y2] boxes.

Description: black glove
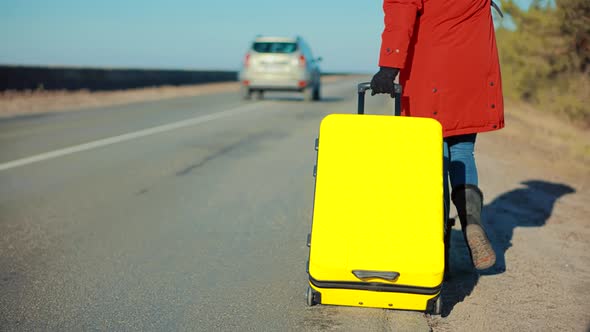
[[370, 67, 400, 97]]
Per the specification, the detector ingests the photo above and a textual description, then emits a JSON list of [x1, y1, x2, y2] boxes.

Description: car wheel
[[241, 86, 252, 100], [254, 90, 264, 100], [313, 84, 321, 101]]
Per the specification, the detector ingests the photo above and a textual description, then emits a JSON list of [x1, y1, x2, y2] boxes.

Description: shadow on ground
[[441, 180, 575, 317]]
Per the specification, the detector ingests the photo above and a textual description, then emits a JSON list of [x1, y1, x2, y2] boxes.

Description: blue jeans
[[443, 134, 478, 222]]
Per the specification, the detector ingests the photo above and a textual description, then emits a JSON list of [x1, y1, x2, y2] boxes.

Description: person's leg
[[447, 134, 478, 188], [444, 134, 476, 222], [447, 134, 496, 270]]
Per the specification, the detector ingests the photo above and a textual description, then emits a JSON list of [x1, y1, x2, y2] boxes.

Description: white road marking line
[[0, 103, 262, 172]]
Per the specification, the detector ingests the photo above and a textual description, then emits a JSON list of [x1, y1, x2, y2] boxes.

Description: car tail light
[[244, 53, 251, 67], [299, 55, 306, 67], [243, 80, 250, 86], [298, 80, 306, 88]]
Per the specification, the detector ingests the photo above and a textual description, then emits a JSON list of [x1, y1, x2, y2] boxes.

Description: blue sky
[[0, 0, 531, 73]]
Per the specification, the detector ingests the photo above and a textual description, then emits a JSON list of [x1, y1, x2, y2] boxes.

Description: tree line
[[496, 0, 589, 127]]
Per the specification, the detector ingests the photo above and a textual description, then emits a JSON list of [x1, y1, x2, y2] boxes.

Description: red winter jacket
[[379, 0, 504, 137]]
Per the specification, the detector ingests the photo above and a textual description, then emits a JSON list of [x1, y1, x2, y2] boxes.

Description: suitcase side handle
[[352, 270, 400, 281], [357, 82, 402, 116]]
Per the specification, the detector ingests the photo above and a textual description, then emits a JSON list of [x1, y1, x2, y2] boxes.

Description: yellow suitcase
[[306, 83, 444, 314]]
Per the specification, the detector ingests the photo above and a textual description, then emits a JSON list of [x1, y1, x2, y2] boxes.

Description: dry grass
[[0, 82, 241, 118], [0, 76, 350, 119]]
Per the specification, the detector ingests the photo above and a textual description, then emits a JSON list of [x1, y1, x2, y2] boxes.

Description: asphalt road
[[0, 78, 430, 331]]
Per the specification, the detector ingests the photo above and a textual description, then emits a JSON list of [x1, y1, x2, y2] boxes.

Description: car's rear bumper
[[239, 71, 313, 91], [246, 81, 307, 91]]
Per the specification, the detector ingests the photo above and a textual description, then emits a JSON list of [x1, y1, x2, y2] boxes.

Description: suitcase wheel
[[432, 296, 442, 315], [306, 286, 320, 306], [426, 295, 442, 315]]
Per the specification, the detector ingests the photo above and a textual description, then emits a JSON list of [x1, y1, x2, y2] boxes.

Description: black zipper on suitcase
[[309, 276, 442, 296]]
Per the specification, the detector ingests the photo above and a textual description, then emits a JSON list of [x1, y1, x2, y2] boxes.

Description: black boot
[[452, 185, 496, 270]]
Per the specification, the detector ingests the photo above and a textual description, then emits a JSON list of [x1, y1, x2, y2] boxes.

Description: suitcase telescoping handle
[[352, 270, 400, 281], [357, 82, 403, 116]]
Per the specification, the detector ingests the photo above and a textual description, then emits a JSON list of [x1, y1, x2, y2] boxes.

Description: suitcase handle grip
[[352, 270, 400, 281], [357, 82, 402, 116]]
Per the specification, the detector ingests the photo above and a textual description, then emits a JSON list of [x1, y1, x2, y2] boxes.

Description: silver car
[[239, 36, 322, 101]]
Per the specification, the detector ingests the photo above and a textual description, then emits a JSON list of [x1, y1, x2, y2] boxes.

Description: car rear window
[[252, 42, 298, 54]]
